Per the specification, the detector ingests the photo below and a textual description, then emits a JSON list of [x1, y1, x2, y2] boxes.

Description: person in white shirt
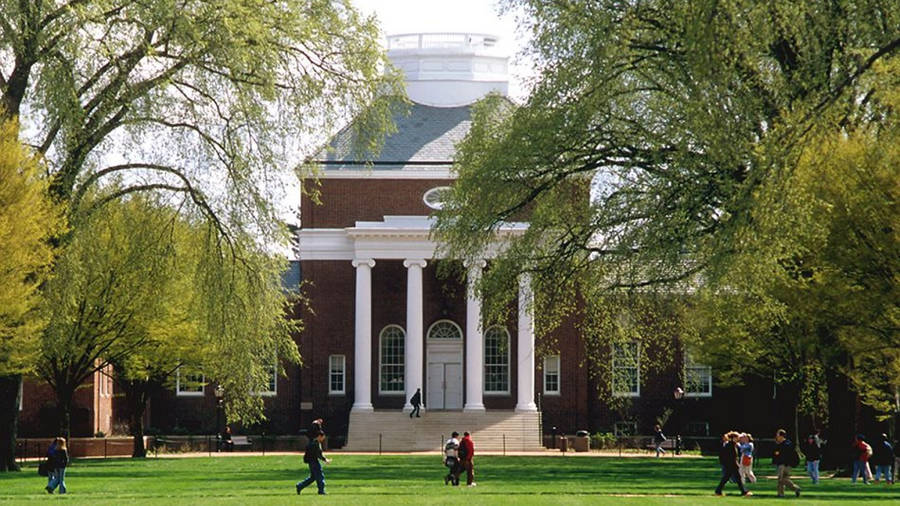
[[443, 432, 462, 486]]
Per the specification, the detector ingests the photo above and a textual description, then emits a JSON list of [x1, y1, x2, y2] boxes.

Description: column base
[[351, 404, 374, 413], [463, 404, 486, 412], [515, 403, 538, 413]]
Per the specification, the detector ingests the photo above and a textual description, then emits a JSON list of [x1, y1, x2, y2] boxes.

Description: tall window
[[543, 355, 560, 395], [427, 320, 462, 340], [484, 326, 510, 394], [329, 355, 346, 395], [18, 379, 23, 411], [684, 355, 712, 397], [176, 369, 205, 396], [612, 342, 640, 397], [255, 364, 278, 396], [379, 325, 405, 394]]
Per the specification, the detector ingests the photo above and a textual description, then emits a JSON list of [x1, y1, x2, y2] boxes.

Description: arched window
[[379, 325, 405, 394], [427, 319, 463, 340], [423, 186, 451, 210], [484, 326, 510, 394]]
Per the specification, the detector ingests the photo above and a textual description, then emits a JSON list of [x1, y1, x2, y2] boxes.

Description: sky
[[352, 0, 531, 99]]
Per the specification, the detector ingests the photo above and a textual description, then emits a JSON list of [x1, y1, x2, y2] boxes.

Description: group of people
[[41, 437, 69, 494], [443, 431, 477, 487], [850, 433, 895, 485], [717, 429, 807, 498]]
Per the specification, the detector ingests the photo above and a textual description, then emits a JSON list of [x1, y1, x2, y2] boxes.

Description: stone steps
[[344, 410, 542, 451]]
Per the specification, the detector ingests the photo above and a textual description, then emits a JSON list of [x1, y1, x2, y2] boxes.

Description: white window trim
[[612, 342, 640, 398], [543, 355, 561, 396], [614, 420, 638, 437], [176, 369, 205, 397], [423, 186, 452, 210], [18, 379, 23, 411], [329, 355, 346, 395], [483, 325, 510, 395], [254, 363, 278, 397], [684, 359, 713, 398], [426, 319, 463, 341], [379, 324, 406, 396]]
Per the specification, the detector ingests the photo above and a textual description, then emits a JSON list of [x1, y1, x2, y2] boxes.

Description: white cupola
[[387, 32, 509, 107]]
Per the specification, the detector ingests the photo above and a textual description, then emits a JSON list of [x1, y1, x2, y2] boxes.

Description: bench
[[646, 439, 677, 454], [221, 435, 253, 451]]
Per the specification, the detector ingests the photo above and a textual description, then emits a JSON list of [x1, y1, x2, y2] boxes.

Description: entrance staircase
[[343, 410, 542, 452]]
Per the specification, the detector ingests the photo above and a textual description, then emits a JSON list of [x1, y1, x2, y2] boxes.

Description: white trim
[[543, 355, 561, 396], [423, 186, 452, 210], [329, 355, 346, 395], [317, 168, 455, 179], [18, 379, 23, 411], [254, 364, 278, 397], [684, 356, 713, 398], [379, 324, 406, 395], [612, 342, 640, 398], [176, 369, 205, 397], [426, 319, 464, 341], [483, 325, 510, 395]]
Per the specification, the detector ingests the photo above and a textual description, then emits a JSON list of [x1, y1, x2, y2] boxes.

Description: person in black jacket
[[45, 437, 68, 495], [773, 429, 801, 498], [801, 434, 823, 484], [296, 431, 330, 495], [872, 433, 894, 484], [715, 431, 751, 496], [409, 388, 422, 418]]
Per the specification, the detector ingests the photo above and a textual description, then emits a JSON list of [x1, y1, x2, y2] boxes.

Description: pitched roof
[[320, 103, 472, 170]]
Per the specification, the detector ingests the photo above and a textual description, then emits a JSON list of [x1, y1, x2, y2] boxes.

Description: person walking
[[409, 388, 422, 418], [773, 429, 801, 498], [738, 433, 756, 484], [296, 431, 330, 495], [443, 431, 462, 486], [872, 433, 894, 484], [715, 431, 751, 496], [801, 434, 822, 484], [851, 435, 871, 484], [45, 437, 68, 495], [653, 424, 667, 458], [459, 431, 476, 487]]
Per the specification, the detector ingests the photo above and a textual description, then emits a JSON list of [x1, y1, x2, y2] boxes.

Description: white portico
[[298, 215, 538, 416]]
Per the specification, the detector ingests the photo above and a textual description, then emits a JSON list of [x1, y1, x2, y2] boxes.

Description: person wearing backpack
[[45, 437, 68, 495], [773, 429, 801, 498], [459, 431, 476, 487], [872, 433, 894, 484], [443, 432, 462, 486], [296, 431, 330, 495]]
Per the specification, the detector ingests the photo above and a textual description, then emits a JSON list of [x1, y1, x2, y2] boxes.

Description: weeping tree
[[0, 119, 63, 471], [0, 0, 402, 467], [434, 0, 899, 412]]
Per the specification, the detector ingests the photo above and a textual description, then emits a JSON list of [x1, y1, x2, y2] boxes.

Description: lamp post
[[673, 387, 684, 455], [215, 385, 225, 452]]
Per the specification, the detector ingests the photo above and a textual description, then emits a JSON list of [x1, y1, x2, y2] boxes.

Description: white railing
[[387, 32, 499, 50]]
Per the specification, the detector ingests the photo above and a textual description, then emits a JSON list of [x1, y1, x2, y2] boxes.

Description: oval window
[[423, 186, 451, 210]]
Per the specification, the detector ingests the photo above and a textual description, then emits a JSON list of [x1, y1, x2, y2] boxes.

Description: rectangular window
[[484, 327, 510, 394], [329, 355, 345, 395], [543, 355, 560, 395], [687, 421, 710, 436], [684, 355, 712, 397], [176, 369, 205, 397], [612, 342, 640, 397]]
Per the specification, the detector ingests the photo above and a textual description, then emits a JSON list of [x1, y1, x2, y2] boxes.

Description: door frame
[[425, 320, 464, 411]]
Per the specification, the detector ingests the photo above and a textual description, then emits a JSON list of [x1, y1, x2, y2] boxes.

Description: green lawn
[[0, 454, 896, 505]]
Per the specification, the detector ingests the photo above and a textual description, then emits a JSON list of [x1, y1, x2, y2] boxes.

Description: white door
[[427, 362, 444, 409], [444, 363, 463, 409]]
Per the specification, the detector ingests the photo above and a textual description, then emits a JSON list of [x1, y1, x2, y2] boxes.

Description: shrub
[[591, 432, 617, 450]]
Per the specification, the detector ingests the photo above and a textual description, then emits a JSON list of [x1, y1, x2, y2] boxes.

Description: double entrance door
[[426, 340, 463, 410]]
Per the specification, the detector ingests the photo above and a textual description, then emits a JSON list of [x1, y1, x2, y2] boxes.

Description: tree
[[434, 0, 899, 415], [0, 118, 62, 471], [0, 0, 401, 467]]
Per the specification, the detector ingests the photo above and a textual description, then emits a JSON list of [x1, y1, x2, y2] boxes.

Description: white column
[[516, 273, 538, 412], [464, 260, 486, 412], [351, 259, 375, 412], [403, 259, 427, 412]]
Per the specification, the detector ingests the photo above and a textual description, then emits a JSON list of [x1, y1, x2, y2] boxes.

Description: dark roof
[[320, 103, 472, 169]]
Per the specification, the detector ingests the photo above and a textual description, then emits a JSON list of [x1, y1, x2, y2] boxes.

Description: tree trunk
[[0, 375, 22, 472], [126, 384, 149, 458], [56, 389, 74, 440]]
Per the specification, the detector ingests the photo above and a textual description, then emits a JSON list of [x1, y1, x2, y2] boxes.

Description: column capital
[[463, 258, 487, 270], [403, 258, 427, 269], [352, 258, 376, 269]]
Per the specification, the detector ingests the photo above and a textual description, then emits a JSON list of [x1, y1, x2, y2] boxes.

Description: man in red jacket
[[459, 432, 476, 487]]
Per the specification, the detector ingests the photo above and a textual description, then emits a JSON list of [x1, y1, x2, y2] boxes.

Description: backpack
[[458, 441, 468, 460]]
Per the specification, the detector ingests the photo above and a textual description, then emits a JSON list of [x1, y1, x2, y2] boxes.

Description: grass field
[[1, 454, 897, 505]]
